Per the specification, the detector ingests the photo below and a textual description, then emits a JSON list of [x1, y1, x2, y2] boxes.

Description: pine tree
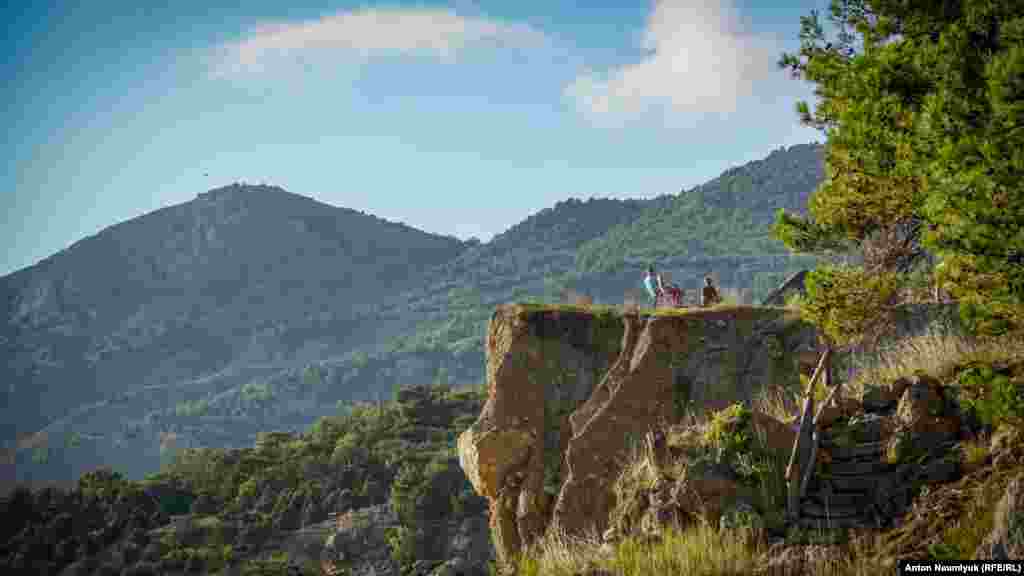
[[773, 0, 1024, 337]]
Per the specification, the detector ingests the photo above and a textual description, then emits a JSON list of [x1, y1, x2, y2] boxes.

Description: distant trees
[[773, 0, 1024, 339], [174, 398, 210, 418], [574, 146, 824, 275]]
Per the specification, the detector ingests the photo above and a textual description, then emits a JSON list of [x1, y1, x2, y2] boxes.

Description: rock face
[[457, 304, 815, 563]]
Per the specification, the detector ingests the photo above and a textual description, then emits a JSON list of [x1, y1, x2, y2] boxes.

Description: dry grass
[[843, 327, 1024, 400], [610, 523, 762, 576], [754, 385, 802, 426], [959, 435, 991, 473], [515, 526, 609, 576], [516, 522, 764, 576], [515, 522, 899, 576]]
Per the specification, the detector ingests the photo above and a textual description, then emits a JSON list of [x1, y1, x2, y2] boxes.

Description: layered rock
[[458, 304, 815, 562]]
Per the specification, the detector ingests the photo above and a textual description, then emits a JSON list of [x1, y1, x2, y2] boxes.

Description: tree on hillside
[[772, 0, 1024, 339]]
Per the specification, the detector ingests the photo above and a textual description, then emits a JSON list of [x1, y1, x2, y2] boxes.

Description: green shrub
[[175, 398, 210, 418], [384, 525, 418, 569], [226, 474, 252, 503], [241, 382, 273, 403], [956, 363, 1024, 429], [800, 264, 900, 347]]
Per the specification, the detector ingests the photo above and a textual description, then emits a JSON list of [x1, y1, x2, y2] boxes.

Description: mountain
[[1, 143, 826, 489], [575, 142, 824, 294], [1, 184, 466, 486]]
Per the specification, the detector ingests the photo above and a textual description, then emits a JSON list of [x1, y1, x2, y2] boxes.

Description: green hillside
[[576, 143, 824, 274]]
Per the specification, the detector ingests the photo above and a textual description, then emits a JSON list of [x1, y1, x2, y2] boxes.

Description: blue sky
[[3, 0, 825, 276]]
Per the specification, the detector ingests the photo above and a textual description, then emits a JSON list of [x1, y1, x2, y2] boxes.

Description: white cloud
[[210, 7, 550, 77], [565, 0, 783, 125]]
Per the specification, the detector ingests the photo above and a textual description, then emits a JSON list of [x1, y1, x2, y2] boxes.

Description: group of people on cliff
[[643, 265, 721, 308]]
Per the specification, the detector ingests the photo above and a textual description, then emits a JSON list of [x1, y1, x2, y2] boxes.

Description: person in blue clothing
[[643, 266, 661, 306]]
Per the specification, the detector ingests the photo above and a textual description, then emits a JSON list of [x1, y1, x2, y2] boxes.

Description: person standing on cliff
[[701, 275, 722, 307], [643, 266, 661, 306]]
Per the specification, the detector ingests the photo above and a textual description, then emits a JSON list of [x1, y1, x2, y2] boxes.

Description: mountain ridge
[[2, 142, 826, 489]]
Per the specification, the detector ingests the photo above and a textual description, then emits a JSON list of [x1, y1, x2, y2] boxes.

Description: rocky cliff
[[457, 304, 816, 562]]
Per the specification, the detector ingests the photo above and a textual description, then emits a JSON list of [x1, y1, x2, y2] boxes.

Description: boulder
[[886, 374, 960, 463]]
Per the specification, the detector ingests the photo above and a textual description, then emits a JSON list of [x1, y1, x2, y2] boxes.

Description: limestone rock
[[457, 425, 534, 500], [458, 304, 816, 563]]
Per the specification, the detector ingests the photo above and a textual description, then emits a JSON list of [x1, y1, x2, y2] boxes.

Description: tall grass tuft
[[847, 328, 1024, 394]]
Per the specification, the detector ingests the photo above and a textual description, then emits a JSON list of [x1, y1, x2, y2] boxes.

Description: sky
[[3, 0, 826, 277]]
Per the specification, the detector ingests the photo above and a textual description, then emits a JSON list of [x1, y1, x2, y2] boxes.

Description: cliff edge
[[457, 304, 816, 562]]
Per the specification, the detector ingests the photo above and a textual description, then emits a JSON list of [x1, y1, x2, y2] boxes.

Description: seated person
[[701, 276, 722, 307], [657, 273, 684, 306]]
